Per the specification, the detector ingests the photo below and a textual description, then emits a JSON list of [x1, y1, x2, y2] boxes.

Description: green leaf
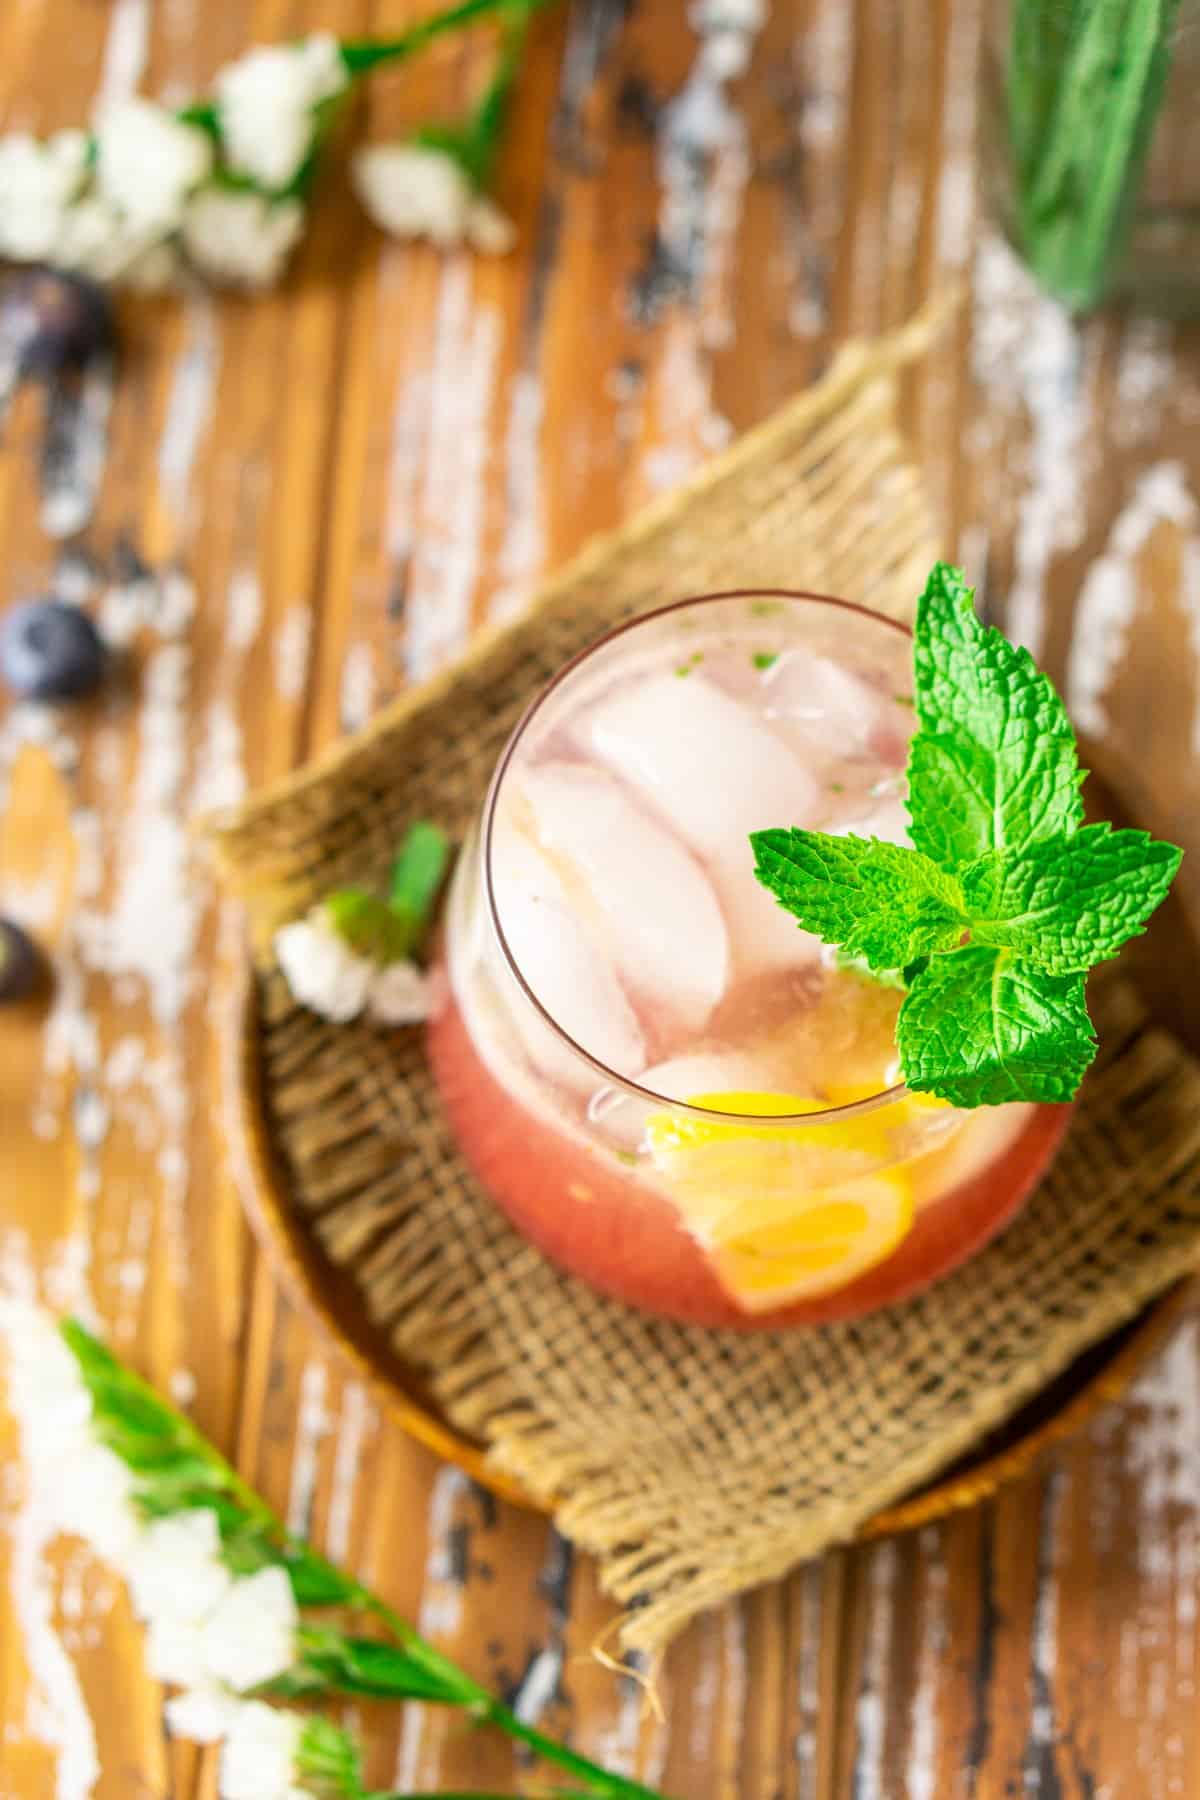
[[897, 946, 1095, 1106], [324, 889, 415, 963], [751, 828, 967, 973], [906, 563, 1084, 868], [388, 821, 451, 943], [963, 823, 1184, 972], [276, 1627, 476, 1706]]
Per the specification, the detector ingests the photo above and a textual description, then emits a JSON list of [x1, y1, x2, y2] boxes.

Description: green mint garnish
[[751, 563, 1182, 1107], [752, 651, 778, 670], [325, 821, 450, 964]]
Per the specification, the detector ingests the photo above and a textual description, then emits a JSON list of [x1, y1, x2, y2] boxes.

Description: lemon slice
[[645, 1090, 915, 1310], [711, 1173, 913, 1310]]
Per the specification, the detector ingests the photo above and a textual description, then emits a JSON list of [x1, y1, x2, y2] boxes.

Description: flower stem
[[340, 0, 528, 74], [64, 1320, 669, 1800]]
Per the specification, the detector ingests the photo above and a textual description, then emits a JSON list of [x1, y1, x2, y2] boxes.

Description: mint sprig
[[751, 563, 1182, 1107]]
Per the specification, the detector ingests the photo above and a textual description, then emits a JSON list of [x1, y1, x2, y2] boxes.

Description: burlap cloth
[[208, 318, 1200, 1656]]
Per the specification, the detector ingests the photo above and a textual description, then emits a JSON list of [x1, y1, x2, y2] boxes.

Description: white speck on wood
[[158, 296, 220, 533], [226, 568, 263, 653], [168, 1368, 197, 1407], [1067, 461, 1196, 739], [339, 641, 376, 734], [286, 1358, 333, 1537], [512, 1645, 564, 1726], [326, 1381, 374, 1563], [404, 264, 501, 681], [1028, 1470, 1065, 1758]]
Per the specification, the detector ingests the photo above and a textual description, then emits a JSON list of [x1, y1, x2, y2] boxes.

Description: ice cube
[[490, 817, 646, 1085], [572, 671, 822, 975], [573, 670, 822, 858], [518, 761, 729, 1035], [762, 647, 911, 762]]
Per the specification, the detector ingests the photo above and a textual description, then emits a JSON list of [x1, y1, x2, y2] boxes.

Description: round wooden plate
[[232, 971, 1195, 1530]]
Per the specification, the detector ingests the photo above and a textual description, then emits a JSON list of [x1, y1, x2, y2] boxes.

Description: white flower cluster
[[275, 905, 432, 1025], [0, 35, 345, 290], [353, 142, 516, 253], [1, 1303, 312, 1800]]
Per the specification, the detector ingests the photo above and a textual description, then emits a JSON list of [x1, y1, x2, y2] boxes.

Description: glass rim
[[481, 587, 915, 1126]]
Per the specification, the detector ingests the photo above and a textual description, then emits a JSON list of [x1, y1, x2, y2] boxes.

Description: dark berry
[[0, 268, 114, 378], [0, 919, 40, 1002], [0, 598, 107, 700]]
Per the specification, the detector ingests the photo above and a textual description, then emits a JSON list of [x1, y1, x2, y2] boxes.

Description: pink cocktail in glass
[[428, 591, 1069, 1328]]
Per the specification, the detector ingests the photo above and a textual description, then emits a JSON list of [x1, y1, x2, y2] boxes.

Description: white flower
[[0, 130, 89, 260], [199, 1565, 298, 1690], [216, 34, 347, 191], [146, 1612, 211, 1687], [53, 194, 178, 288], [368, 958, 431, 1024], [275, 912, 373, 1022], [54, 1442, 143, 1567], [181, 189, 305, 288], [94, 98, 212, 231], [352, 143, 516, 254], [0, 1299, 94, 1464], [165, 1684, 243, 1744], [218, 1700, 305, 1800], [125, 1509, 231, 1626]]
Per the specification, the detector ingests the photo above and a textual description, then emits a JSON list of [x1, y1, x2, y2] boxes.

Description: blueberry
[[0, 919, 40, 1002], [0, 598, 107, 700], [0, 268, 114, 378]]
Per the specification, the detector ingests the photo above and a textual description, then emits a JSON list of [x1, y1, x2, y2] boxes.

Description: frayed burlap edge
[[207, 308, 1200, 1656]]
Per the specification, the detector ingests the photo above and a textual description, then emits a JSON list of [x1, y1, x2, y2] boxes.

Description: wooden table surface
[[3, 2, 1200, 1796]]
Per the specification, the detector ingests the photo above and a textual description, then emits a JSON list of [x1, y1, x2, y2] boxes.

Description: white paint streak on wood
[[853, 1540, 898, 1800], [635, 0, 763, 495], [286, 1358, 332, 1537], [905, 1529, 947, 1800], [157, 296, 220, 535], [1113, 319, 1176, 450], [793, 1565, 823, 1799], [274, 605, 313, 703], [0, 1234, 100, 1800], [1127, 1316, 1200, 1761], [404, 263, 501, 681], [1067, 461, 1196, 739], [42, 357, 116, 541], [393, 1464, 473, 1788], [339, 641, 376, 734], [972, 234, 1089, 657], [97, 0, 150, 105], [1179, 537, 1200, 759], [489, 371, 546, 625], [1026, 1470, 1065, 1772], [326, 1382, 374, 1564]]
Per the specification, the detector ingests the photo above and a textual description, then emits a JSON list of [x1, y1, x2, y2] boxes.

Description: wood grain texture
[[1, 1, 1199, 1796]]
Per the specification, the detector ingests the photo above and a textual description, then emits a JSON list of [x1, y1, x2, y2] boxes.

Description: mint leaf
[[962, 823, 1184, 972], [897, 947, 1094, 1105], [751, 829, 967, 972], [907, 562, 1084, 868], [389, 820, 450, 940], [324, 889, 416, 962]]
